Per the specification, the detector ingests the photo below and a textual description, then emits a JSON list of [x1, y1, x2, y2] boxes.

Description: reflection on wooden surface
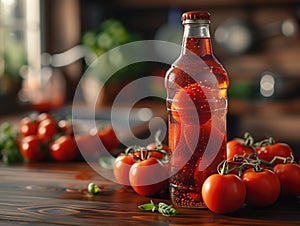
[[0, 162, 299, 225]]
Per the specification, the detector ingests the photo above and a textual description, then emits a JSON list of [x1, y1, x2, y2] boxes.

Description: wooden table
[[0, 161, 299, 226]]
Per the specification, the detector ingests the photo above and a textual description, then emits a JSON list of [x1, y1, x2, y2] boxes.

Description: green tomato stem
[[123, 130, 169, 162], [254, 136, 276, 147], [154, 130, 163, 150]]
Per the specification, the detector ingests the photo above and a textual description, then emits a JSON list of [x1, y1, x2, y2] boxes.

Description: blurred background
[[0, 0, 300, 157]]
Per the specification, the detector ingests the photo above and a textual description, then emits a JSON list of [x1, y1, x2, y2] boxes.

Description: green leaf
[[138, 200, 178, 216], [0, 122, 23, 164], [138, 200, 157, 212], [158, 202, 178, 216]]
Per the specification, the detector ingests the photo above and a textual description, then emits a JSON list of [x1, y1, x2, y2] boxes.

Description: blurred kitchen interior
[[0, 0, 300, 157]]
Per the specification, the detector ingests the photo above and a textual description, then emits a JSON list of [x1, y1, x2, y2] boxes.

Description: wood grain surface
[[0, 162, 299, 226]]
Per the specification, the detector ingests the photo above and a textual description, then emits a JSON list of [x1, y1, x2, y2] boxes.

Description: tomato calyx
[[227, 133, 296, 174], [124, 145, 169, 163], [221, 153, 296, 177], [203, 162, 247, 214], [238, 132, 256, 153], [226, 132, 257, 161], [124, 130, 170, 163], [113, 130, 170, 195], [217, 160, 231, 175], [254, 136, 294, 165], [218, 157, 259, 176]]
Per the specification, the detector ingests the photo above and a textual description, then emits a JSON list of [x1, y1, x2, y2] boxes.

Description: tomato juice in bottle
[[165, 11, 229, 208]]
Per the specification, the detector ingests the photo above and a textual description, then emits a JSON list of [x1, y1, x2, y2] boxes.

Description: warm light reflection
[[260, 73, 275, 97]]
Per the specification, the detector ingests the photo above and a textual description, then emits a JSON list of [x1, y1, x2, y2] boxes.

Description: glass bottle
[[165, 11, 229, 208]]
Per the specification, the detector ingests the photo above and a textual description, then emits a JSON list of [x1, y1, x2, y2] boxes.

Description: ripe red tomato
[[20, 135, 48, 161], [113, 154, 135, 187], [90, 126, 119, 152], [19, 117, 38, 137], [146, 143, 169, 160], [273, 163, 300, 198], [171, 83, 211, 125], [202, 173, 246, 214], [50, 135, 79, 161], [37, 118, 58, 141], [226, 139, 254, 160], [241, 168, 280, 207], [129, 157, 169, 196], [256, 143, 293, 164]]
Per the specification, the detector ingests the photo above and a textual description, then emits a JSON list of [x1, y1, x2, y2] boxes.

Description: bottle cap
[[182, 11, 210, 24]]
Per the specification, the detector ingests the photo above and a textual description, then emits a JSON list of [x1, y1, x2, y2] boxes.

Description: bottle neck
[[181, 23, 213, 57]]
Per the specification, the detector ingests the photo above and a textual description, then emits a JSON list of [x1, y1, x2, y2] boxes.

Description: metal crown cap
[[182, 11, 210, 24]]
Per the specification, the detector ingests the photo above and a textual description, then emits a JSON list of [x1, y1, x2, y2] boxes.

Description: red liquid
[[166, 37, 229, 208]]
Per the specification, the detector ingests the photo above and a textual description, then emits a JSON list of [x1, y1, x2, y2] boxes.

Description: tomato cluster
[[18, 113, 79, 162], [113, 133, 170, 197], [227, 133, 294, 166], [17, 113, 121, 162], [202, 133, 300, 214], [0, 112, 121, 164]]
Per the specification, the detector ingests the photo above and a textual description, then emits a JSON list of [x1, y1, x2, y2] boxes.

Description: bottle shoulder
[[166, 54, 228, 78], [165, 54, 229, 89]]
